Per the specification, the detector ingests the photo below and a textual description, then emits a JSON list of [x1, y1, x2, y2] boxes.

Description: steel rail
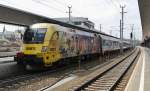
[[72, 48, 139, 91]]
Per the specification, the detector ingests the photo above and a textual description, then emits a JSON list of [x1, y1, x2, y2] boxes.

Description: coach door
[[99, 35, 102, 53], [75, 35, 80, 56]]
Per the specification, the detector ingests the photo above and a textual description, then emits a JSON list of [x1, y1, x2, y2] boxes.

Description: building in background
[[0, 30, 23, 41], [54, 17, 95, 30]]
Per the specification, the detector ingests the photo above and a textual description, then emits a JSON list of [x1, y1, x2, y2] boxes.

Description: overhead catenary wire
[[47, 0, 83, 16], [2, 0, 60, 18], [32, 0, 66, 14], [54, 0, 84, 15], [42, 0, 67, 9], [2, 0, 82, 19], [53, 0, 68, 7], [105, 0, 120, 13], [2, 0, 29, 11], [110, 0, 120, 10]]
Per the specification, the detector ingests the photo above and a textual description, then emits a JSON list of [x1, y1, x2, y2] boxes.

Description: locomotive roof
[[34, 22, 120, 40]]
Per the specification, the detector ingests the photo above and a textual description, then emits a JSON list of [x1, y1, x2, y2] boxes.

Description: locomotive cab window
[[23, 28, 47, 43]]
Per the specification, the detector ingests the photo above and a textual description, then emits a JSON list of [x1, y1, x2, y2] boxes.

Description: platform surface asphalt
[[125, 47, 150, 91], [0, 57, 14, 63]]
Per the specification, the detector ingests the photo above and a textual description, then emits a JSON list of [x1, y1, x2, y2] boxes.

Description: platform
[[125, 47, 150, 91]]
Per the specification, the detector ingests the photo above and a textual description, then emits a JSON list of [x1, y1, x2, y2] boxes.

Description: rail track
[[0, 54, 108, 91], [0, 49, 133, 91], [71, 48, 140, 91], [0, 64, 72, 91]]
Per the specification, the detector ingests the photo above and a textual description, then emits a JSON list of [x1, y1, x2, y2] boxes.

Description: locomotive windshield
[[23, 28, 47, 43]]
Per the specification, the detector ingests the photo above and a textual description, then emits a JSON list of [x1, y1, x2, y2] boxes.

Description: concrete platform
[[0, 57, 14, 63], [125, 47, 150, 91]]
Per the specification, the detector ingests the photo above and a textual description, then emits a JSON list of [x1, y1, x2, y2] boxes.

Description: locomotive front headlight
[[42, 46, 48, 52]]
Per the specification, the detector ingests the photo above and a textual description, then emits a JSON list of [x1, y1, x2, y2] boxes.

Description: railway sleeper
[[93, 82, 116, 86]]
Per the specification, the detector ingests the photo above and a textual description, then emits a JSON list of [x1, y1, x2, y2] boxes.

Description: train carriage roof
[[100, 34, 120, 42], [123, 40, 131, 44]]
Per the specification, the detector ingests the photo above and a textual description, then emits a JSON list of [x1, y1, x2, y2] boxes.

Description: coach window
[[92, 38, 94, 43], [102, 40, 106, 46], [106, 40, 109, 46], [107, 40, 110, 47]]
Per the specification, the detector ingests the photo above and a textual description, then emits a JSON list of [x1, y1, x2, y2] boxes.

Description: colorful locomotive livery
[[14, 23, 131, 69]]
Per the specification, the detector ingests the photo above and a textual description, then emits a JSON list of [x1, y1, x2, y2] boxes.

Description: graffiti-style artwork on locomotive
[[58, 29, 77, 58], [49, 27, 102, 59]]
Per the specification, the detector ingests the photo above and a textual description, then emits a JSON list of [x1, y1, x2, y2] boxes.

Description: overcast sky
[[0, 0, 142, 40]]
